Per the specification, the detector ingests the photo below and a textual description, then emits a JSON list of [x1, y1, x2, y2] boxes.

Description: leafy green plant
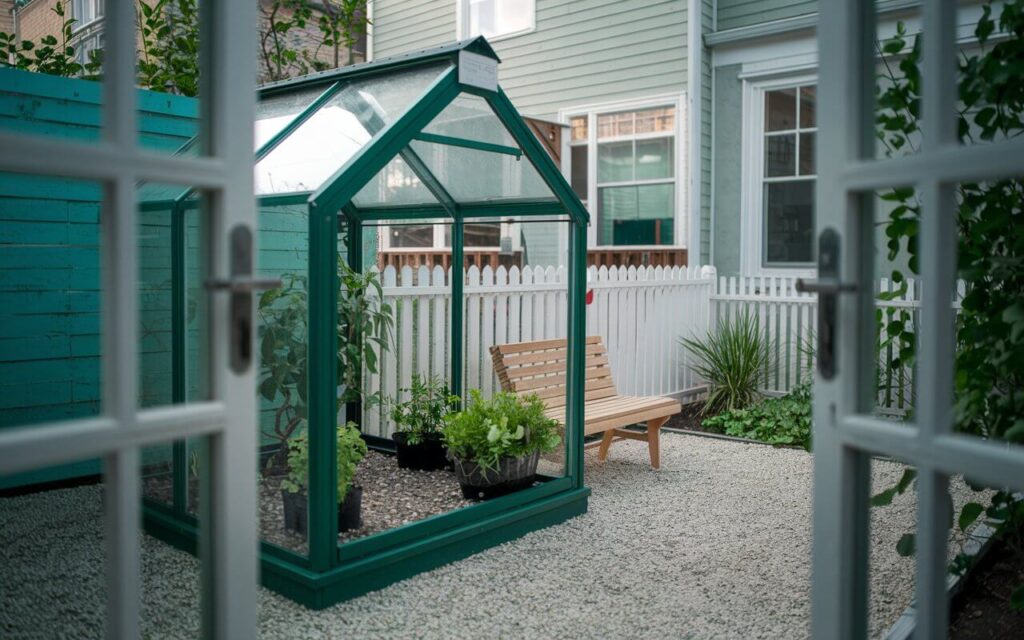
[[874, 1, 1024, 609], [0, 1, 100, 77], [137, 0, 200, 96], [682, 312, 772, 415], [703, 382, 813, 450], [442, 390, 561, 471], [390, 375, 459, 445], [258, 260, 393, 464], [281, 421, 367, 503]]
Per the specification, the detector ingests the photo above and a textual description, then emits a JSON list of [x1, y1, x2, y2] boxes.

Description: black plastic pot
[[451, 450, 540, 500], [393, 431, 447, 471], [281, 485, 363, 538]]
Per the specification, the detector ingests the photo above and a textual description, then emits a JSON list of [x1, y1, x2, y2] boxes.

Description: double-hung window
[[459, 0, 535, 41], [569, 105, 678, 247], [71, 0, 104, 31]]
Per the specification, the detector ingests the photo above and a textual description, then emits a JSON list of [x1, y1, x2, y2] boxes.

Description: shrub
[[442, 390, 561, 471], [702, 383, 812, 450], [390, 374, 459, 445], [281, 422, 367, 503], [682, 311, 772, 415]]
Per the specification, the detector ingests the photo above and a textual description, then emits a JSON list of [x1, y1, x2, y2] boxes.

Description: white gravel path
[[0, 433, 982, 639]]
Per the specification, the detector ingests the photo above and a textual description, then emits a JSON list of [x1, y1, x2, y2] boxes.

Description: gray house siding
[[373, 0, 689, 120], [699, 0, 713, 262], [716, 0, 816, 31], [711, 64, 743, 275]]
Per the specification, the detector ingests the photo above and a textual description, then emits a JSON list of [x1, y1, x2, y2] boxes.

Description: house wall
[[711, 63, 743, 276], [0, 0, 16, 36], [716, 0, 816, 31], [11, 0, 65, 42], [373, 0, 689, 120]]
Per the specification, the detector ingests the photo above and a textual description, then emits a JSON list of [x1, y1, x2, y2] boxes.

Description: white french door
[[812, 1, 1024, 639], [0, 3, 259, 638]]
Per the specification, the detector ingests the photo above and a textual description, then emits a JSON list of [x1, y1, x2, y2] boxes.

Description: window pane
[[634, 107, 675, 134], [597, 111, 634, 138], [765, 134, 796, 177], [570, 145, 588, 199], [635, 138, 673, 180], [469, 0, 533, 38], [254, 87, 326, 151], [598, 184, 674, 246], [352, 154, 437, 207], [408, 140, 554, 202], [799, 132, 816, 176], [765, 88, 798, 131], [764, 181, 815, 264], [423, 94, 517, 148], [597, 141, 633, 182], [464, 223, 501, 247], [389, 225, 434, 248], [570, 116, 588, 142], [800, 86, 816, 129]]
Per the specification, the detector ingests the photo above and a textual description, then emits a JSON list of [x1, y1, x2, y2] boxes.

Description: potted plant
[[389, 375, 459, 471], [280, 421, 368, 537], [442, 390, 561, 500]]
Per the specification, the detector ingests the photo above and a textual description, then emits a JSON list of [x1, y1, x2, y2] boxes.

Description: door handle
[[204, 225, 281, 374], [796, 229, 856, 380]]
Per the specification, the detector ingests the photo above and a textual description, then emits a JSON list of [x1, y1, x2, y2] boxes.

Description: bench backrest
[[489, 336, 618, 410]]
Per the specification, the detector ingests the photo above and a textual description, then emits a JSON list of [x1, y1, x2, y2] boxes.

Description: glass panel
[[0, 174, 102, 430], [255, 87, 328, 151], [352, 154, 440, 208], [570, 146, 588, 200], [408, 140, 556, 203], [763, 181, 814, 264], [597, 111, 634, 138], [255, 62, 450, 194], [422, 94, 517, 148], [765, 88, 798, 131], [799, 86, 817, 129], [765, 134, 796, 177], [799, 132, 816, 176], [597, 141, 633, 182], [635, 138, 673, 180], [598, 184, 674, 246], [389, 224, 434, 248], [570, 116, 588, 142], [634, 107, 676, 134], [465, 222, 501, 247]]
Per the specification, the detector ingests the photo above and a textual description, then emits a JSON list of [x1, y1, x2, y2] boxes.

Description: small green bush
[[442, 390, 561, 470], [390, 375, 460, 445], [281, 421, 368, 503], [702, 383, 812, 450], [682, 311, 772, 415]]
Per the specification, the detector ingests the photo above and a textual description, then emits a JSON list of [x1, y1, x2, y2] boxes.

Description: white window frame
[[71, 0, 104, 32], [740, 72, 818, 277], [456, 0, 536, 43], [380, 220, 520, 253], [559, 94, 687, 250]]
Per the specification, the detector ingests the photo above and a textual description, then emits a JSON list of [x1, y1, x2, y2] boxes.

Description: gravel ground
[[0, 433, 984, 639]]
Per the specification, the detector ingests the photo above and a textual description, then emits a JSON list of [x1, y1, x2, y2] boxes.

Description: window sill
[[469, 25, 536, 43]]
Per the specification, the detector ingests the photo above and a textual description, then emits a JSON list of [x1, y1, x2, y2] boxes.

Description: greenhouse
[[137, 37, 591, 608]]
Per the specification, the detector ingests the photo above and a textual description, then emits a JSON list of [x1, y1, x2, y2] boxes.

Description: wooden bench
[[489, 336, 681, 469]]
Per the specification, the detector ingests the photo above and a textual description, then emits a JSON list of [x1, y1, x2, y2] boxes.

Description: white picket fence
[[362, 265, 938, 438], [362, 264, 716, 438]]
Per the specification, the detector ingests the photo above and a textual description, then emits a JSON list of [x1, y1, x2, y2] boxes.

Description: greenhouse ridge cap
[[259, 37, 501, 96]]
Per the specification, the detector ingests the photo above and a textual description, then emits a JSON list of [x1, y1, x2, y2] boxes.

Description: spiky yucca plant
[[681, 312, 772, 415]]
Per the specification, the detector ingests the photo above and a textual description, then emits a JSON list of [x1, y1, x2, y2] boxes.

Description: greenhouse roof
[[146, 37, 587, 226]]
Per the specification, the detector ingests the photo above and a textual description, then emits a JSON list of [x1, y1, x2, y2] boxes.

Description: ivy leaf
[[1012, 584, 1024, 611], [896, 533, 916, 557], [958, 502, 984, 532]]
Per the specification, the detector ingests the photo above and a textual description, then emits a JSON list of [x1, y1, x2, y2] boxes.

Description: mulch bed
[[143, 450, 475, 556], [663, 402, 721, 435], [949, 531, 1024, 639]]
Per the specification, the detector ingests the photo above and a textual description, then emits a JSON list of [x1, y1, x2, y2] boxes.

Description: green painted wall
[[374, 0, 689, 120], [711, 63, 744, 276], [716, 0, 817, 31]]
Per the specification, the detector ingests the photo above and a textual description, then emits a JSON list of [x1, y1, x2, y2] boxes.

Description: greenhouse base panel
[[143, 475, 589, 609]]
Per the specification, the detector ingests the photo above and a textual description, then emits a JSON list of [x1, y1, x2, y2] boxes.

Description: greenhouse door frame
[[812, 1, 1024, 638], [0, 3, 260, 638]]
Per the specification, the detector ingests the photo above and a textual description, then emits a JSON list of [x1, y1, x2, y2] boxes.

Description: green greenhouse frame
[[140, 38, 592, 608]]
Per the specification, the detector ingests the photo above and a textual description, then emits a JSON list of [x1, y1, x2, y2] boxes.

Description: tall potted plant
[[280, 421, 368, 536], [442, 390, 561, 500], [389, 374, 459, 471]]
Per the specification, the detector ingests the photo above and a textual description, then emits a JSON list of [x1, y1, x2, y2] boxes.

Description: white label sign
[[458, 51, 498, 92]]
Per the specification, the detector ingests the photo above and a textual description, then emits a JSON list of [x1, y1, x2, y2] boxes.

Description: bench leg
[[647, 417, 668, 469], [597, 430, 615, 461]]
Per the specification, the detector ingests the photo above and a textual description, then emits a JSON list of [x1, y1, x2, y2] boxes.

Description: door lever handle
[[204, 276, 283, 294], [795, 278, 857, 295]]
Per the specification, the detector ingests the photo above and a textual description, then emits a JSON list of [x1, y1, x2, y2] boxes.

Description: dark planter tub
[[452, 450, 540, 500], [393, 432, 448, 471], [281, 485, 363, 538]]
